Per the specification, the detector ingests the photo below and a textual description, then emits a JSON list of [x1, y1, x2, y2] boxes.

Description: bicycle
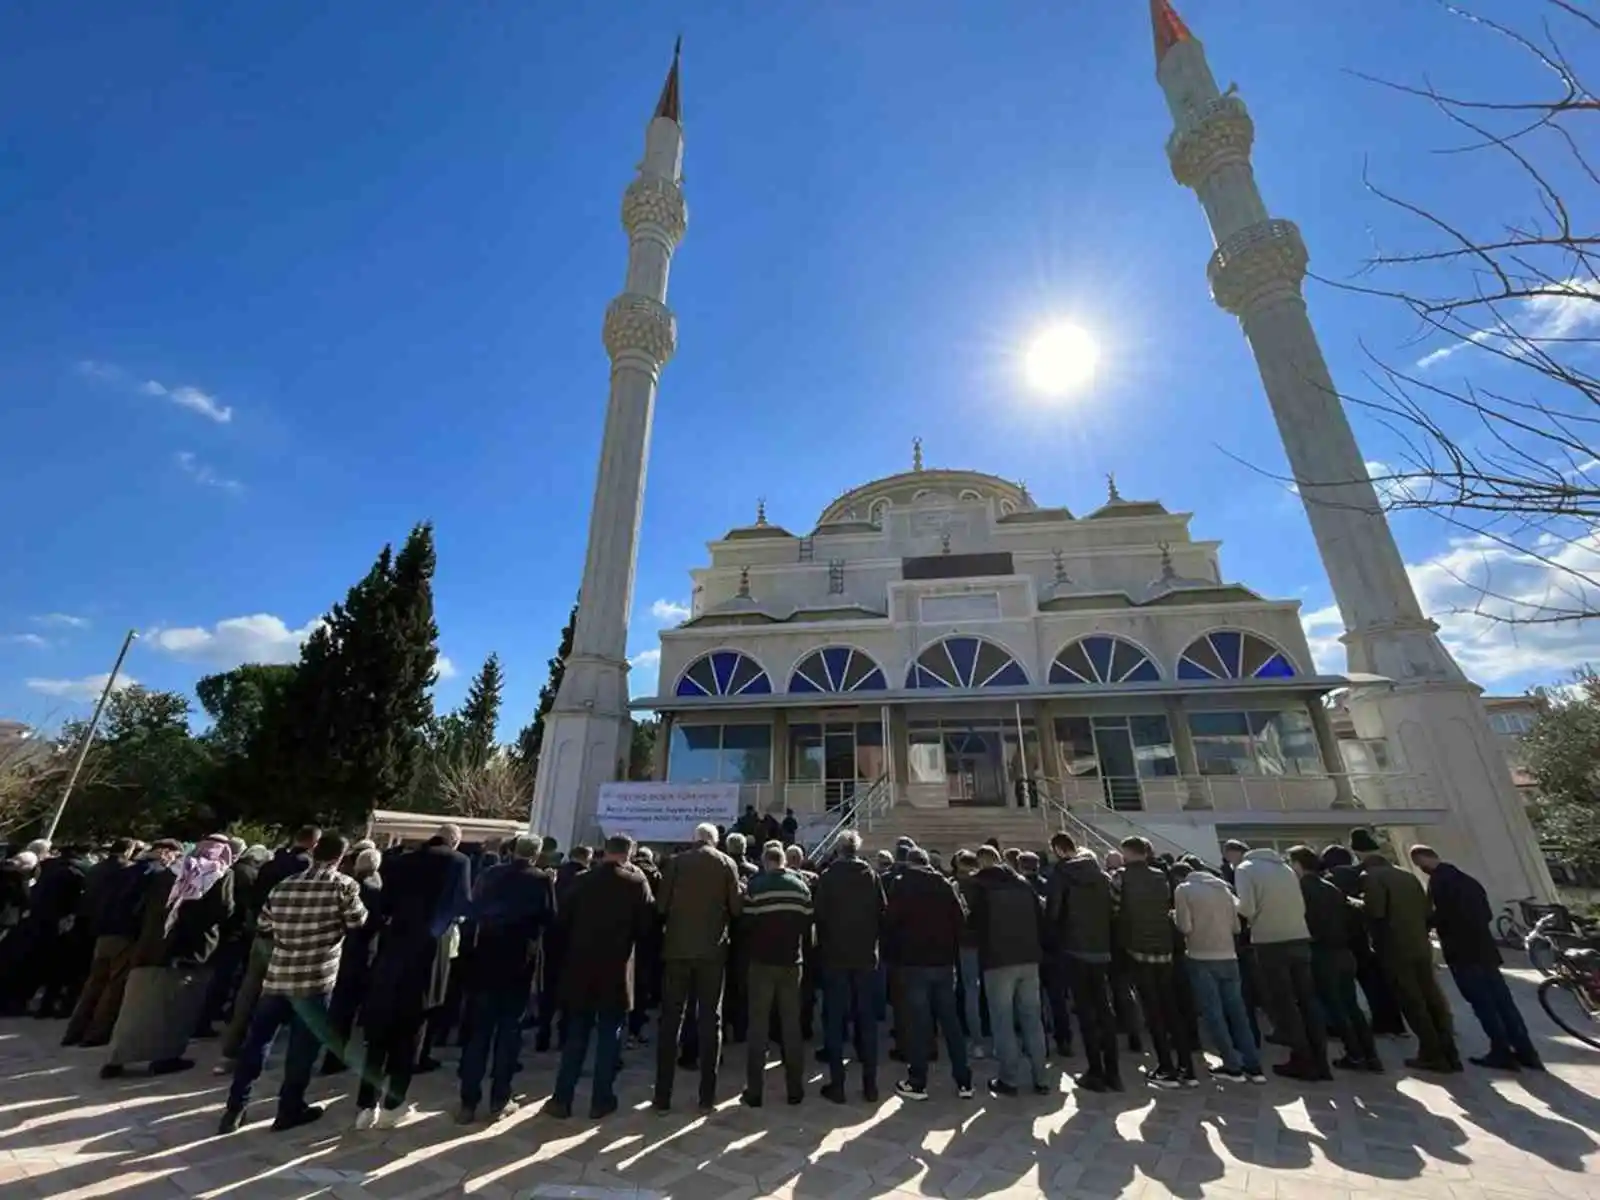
[[1496, 898, 1533, 947], [1527, 912, 1600, 1049]]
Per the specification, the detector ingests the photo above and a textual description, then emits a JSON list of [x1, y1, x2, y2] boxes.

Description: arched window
[[1177, 630, 1297, 681], [675, 650, 773, 697], [999, 499, 1017, 515], [789, 647, 887, 693], [1050, 635, 1161, 685], [907, 636, 1029, 689], [869, 498, 889, 525], [959, 489, 983, 502]]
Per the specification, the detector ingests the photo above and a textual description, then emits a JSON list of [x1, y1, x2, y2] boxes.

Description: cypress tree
[[460, 653, 504, 764]]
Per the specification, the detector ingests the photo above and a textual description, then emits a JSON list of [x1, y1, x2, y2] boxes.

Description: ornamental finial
[[737, 566, 751, 598], [654, 37, 682, 124], [912, 437, 923, 472], [1053, 547, 1069, 585], [755, 497, 767, 526], [1158, 541, 1176, 580], [1107, 472, 1122, 503]]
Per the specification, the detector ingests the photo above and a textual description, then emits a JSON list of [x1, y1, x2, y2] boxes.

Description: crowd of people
[[0, 818, 1544, 1138]]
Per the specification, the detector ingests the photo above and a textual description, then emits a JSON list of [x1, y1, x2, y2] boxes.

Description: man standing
[[219, 835, 367, 1134], [1236, 846, 1330, 1081], [886, 847, 972, 1101], [1114, 838, 1195, 1088], [654, 823, 743, 1113], [968, 845, 1050, 1098], [355, 825, 472, 1129], [1287, 847, 1381, 1073], [457, 837, 554, 1123], [740, 843, 813, 1108], [535, 845, 591, 1053], [1047, 835, 1122, 1092], [1174, 862, 1263, 1083], [813, 830, 886, 1104], [548, 835, 655, 1119], [951, 850, 986, 1060], [1353, 830, 1460, 1072], [1411, 845, 1540, 1071], [61, 839, 141, 1046]]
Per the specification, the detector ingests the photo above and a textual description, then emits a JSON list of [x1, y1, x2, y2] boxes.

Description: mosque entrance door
[[946, 731, 1006, 806]]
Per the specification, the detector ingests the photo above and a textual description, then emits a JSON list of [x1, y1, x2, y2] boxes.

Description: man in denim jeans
[[967, 846, 1050, 1096], [951, 851, 987, 1060], [1174, 864, 1263, 1083], [813, 831, 886, 1103], [885, 848, 973, 1101]]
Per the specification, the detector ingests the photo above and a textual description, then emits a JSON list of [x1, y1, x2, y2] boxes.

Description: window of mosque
[[1049, 635, 1162, 685], [999, 500, 1017, 515], [869, 499, 889, 525], [1188, 710, 1323, 776], [907, 635, 1029, 688], [1177, 630, 1296, 680], [788, 647, 887, 693], [674, 650, 773, 697], [959, 489, 983, 501], [667, 723, 772, 783], [789, 722, 884, 783], [1054, 716, 1177, 781], [1489, 709, 1535, 736]]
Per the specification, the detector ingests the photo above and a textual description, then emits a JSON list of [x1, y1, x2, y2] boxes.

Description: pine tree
[[513, 601, 577, 779], [460, 653, 504, 764]]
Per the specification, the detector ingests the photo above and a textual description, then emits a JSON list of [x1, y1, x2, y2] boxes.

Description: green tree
[[195, 663, 297, 827], [459, 653, 504, 765], [512, 601, 576, 779], [629, 716, 659, 781], [1523, 674, 1600, 874]]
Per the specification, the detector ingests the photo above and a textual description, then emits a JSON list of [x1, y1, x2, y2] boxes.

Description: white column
[[1158, 26, 1554, 906], [530, 85, 687, 850]]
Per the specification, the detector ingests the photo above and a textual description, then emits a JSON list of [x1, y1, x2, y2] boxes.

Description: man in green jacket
[[1351, 829, 1460, 1072]]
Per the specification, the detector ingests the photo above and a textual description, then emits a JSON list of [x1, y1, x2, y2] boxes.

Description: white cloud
[[1304, 529, 1600, 685], [629, 648, 662, 668], [146, 614, 322, 666], [26, 673, 138, 702], [649, 599, 690, 623], [33, 613, 89, 629], [1416, 277, 1600, 369], [628, 647, 662, 699], [436, 655, 458, 681], [77, 359, 235, 423], [176, 451, 242, 493], [1288, 461, 1428, 506], [1, 633, 49, 648]]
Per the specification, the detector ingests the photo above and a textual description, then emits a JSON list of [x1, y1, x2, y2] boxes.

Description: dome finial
[[755, 496, 767, 526], [1107, 472, 1122, 503], [912, 436, 924, 472], [1158, 541, 1176, 580], [737, 566, 751, 598], [1053, 547, 1070, 585]]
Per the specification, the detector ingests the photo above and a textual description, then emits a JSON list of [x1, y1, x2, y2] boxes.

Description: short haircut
[[313, 834, 349, 864], [1320, 844, 1354, 869], [953, 849, 978, 870], [1287, 845, 1321, 873], [511, 836, 540, 861], [604, 834, 636, 857], [1222, 839, 1249, 854], [836, 830, 862, 857], [434, 823, 464, 848], [108, 837, 137, 859], [354, 847, 382, 875], [1018, 851, 1040, 871], [763, 839, 783, 854], [907, 847, 931, 866], [1003, 848, 1021, 864], [976, 845, 1002, 867], [1409, 844, 1439, 862], [726, 832, 747, 855], [875, 849, 894, 865], [570, 845, 593, 864], [785, 845, 804, 867], [634, 846, 655, 863], [1120, 836, 1153, 858], [694, 823, 718, 845], [293, 825, 322, 847], [1050, 831, 1077, 855], [227, 837, 247, 857], [762, 845, 785, 867]]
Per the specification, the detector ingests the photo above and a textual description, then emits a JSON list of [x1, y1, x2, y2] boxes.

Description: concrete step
[[856, 806, 1061, 857]]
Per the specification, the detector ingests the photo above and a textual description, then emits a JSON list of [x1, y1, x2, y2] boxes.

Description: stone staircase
[[857, 805, 1065, 857]]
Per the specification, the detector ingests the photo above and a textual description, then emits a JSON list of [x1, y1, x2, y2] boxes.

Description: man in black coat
[[1047, 833, 1121, 1091], [885, 848, 971, 1100], [457, 837, 554, 1122], [355, 825, 472, 1128], [813, 830, 886, 1104], [1411, 846, 1543, 1071], [536, 846, 591, 1052], [547, 835, 655, 1119], [968, 845, 1050, 1097]]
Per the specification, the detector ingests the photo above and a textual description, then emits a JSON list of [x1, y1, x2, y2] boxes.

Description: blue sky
[[1, 0, 1592, 732]]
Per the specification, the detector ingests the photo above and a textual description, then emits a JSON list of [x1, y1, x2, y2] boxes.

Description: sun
[[1023, 322, 1099, 395]]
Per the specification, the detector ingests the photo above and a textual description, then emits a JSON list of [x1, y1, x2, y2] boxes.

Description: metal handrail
[[1038, 770, 1436, 814], [808, 774, 891, 860]]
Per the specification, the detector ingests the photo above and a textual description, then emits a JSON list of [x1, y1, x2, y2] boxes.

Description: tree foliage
[[1523, 672, 1600, 871], [513, 601, 576, 778], [459, 653, 505, 765]]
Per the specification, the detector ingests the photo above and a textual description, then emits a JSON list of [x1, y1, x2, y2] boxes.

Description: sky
[[1, 0, 1595, 734]]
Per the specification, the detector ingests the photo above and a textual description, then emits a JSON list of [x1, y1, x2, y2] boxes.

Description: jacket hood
[[1242, 848, 1284, 865], [1060, 854, 1106, 884], [1183, 869, 1232, 892]]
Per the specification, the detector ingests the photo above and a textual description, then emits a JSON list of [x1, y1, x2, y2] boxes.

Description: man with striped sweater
[[740, 842, 813, 1108]]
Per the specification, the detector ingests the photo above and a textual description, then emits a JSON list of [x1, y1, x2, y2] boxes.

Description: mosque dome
[[817, 468, 1035, 528]]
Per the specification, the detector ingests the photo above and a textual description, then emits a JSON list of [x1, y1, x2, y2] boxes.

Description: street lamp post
[[43, 628, 138, 845]]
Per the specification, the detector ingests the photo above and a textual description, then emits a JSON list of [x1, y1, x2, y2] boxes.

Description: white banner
[[596, 782, 741, 843]]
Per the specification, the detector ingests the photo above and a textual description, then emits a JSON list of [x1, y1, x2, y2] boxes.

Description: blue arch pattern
[[907, 635, 1029, 689], [789, 647, 887, 693], [1177, 630, 1297, 681], [1050, 635, 1161, 685], [675, 650, 773, 697]]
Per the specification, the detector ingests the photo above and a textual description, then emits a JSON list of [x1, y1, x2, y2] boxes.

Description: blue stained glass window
[[907, 636, 1029, 688], [788, 647, 887, 693], [1049, 635, 1161, 685], [675, 650, 773, 697], [1177, 631, 1298, 681]]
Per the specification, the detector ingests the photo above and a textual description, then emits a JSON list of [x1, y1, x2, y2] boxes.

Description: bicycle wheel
[[1495, 914, 1522, 946], [1537, 976, 1600, 1049]]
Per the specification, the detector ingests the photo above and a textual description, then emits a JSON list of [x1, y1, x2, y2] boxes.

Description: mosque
[[528, 4, 1557, 907]]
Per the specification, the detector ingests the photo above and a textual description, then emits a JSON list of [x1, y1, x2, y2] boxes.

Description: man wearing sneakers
[[1174, 864, 1264, 1084], [967, 845, 1051, 1097], [885, 847, 973, 1102], [1114, 838, 1196, 1089]]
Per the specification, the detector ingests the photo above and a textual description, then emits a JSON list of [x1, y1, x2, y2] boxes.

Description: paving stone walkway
[[0, 967, 1597, 1200]]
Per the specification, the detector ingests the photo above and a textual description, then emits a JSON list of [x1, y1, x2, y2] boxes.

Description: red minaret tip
[[654, 37, 682, 123], [1151, 0, 1193, 64]]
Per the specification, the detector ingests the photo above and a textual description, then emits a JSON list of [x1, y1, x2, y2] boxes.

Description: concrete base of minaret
[[528, 653, 632, 849], [1344, 642, 1556, 910]]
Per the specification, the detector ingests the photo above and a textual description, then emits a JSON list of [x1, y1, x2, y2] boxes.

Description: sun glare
[[1024, 322, 1099, 396]]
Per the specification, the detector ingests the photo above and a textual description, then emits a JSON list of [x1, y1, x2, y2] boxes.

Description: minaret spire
[[655, 36, 682, 123], [530, 43, 689, 848], [1159, 15, 1553, 906]]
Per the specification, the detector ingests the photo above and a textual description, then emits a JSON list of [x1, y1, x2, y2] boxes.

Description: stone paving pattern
[[0, 967, 1596, 1200]]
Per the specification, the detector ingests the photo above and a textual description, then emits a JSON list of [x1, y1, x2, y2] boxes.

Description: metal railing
[[1033, 779, 1194, 864], [808, 775, 893, 860], [1043, 771, 1437, 816]]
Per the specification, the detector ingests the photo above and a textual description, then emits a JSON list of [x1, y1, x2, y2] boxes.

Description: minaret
[[1153, 0, 1553, 904], [530, 43, 687, 848]]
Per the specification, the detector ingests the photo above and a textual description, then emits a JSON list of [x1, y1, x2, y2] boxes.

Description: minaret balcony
[[1166, 94, 1254, 187], [622, 175, 688, 245], [603, 293, 678, 366], [1207, 218, 1309, 315]]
